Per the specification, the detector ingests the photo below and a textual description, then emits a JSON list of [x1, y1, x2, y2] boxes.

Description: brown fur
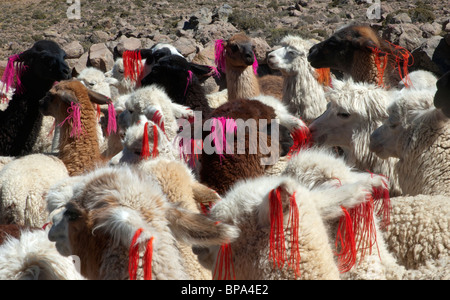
[[224, 33, 283, 101], [42, 80, 109, 176], [0, 224, 35, 246], [200, 99, 277, 195]]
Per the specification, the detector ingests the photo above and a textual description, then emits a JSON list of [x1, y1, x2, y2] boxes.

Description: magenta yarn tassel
[[184, 70, 193, 96], [58, 102, 84, 138], [252, 51, 259, 75], [214, 39, 226, 73], [107, 102, 117, 135], [1, 54, 27, 99]]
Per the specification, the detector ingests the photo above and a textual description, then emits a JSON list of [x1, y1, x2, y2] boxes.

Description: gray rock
[[173, 37, 198, 57], [90, 31, 110, 44], [63, 41, 84, 59], [89, 43, 114, 72], [213, 4, 233, 22], [72, 51, 90, 77], [421, 22, 442, 38], [410, 35, 446, 75], [115, 36, 142, 55], [194, 21, 239, 45], [392, 12, 412, 24]]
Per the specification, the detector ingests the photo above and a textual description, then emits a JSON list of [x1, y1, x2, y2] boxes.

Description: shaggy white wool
[[0, 229, 84, 280]]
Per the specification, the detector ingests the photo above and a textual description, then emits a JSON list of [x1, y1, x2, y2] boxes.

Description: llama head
[[47, 165, 239, 279], [1, 40, 70, 96], [19, 40, 71, 82], [307, 25, 381, 72], [309, 80, 390, 150], [369, 88, 436, 160], [216, 33, 258, 74], [268, 36, 314, 76], [141, 54, 212, 102], [39, 79, 115, 137]]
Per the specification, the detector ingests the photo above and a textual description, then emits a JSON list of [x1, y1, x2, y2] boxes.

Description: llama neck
[[57, 101, 102, 176], [282, 68, 327, 123], [226, 65, 260, 101], [350, 51, 380, 85]]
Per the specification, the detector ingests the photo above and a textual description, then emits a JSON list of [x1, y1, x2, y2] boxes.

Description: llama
[[39, 80, 117, 176], [308, 24, 412, 89], [214, 33, 283, 101], [0, 227, 85, 280], [282, 146, 447, 279], [369, 83, 450, 196], [46, 165, 239, 280], [141, 54, 214, 119], [193, 173, 390, 280], [309, 79, 402, 196], [267, 35, 330, 123], [0, 40, 71, 156]]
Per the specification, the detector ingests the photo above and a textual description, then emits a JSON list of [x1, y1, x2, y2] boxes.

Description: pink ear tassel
[[211, 117, 237, 162], [107, 102, 117, 136], [58, 102, 84, 138], [1, 54, 26, 99], [252, 52, 259, 75], [214, 39, 226, 73], [184, 70, 193, 96], [209, 66, 221, 79]]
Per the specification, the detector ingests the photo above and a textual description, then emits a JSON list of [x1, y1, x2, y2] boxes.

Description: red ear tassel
[[371, 181, 391, 230], [151, 110, 165, 134], [269, 187, 301, 277], [269, 186, 286, 270], [151, 125, 159, 158], [123, 50, 143, 83], [349, 194, 380, 262], [128, 228, 143, 280], [286, 192, 301, 278], [140, 122, 150, 160], [287, 125, 313, 158], [371, 46, 388, 87], [335, 206, 357, 273], [143, 237, 154, 280], [96, 104, 101, 122], [213, 243, 235, 280]]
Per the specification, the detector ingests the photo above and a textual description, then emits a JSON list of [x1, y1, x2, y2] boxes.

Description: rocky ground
[[0, 0, 449, 76]]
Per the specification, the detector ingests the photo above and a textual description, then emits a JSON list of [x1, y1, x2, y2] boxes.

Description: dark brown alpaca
[[308, 24, 412, 88]]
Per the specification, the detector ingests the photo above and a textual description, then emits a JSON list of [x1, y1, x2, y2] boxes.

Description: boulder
[[63, 41, 84, 59], [89, 43, 114, 72]]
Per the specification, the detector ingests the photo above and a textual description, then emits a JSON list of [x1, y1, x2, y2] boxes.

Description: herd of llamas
[[0, 23, 448, 280]]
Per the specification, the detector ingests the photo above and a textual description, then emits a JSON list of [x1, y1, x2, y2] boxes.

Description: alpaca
[[309, 79, 402, 196], [308, 24, 412, 89], [267, 35, 330, 123], [0, 153, 69, 227], [0, 228, 85, 280], [369, 84, 450, 196], [39, 80, 116, 176], [0, 40, 71, 156], [282, 146, 447, 279], [214, 33, 283, 101], [193, 174, 388, 280], [46, 165, 239, 280]]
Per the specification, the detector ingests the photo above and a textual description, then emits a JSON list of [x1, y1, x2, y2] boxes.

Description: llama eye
[[64, 210, 79, 221], [337, 112, 351, 119], [389, 123, 398, 129]]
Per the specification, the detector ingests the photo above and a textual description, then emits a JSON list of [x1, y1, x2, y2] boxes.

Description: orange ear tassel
[[315, 68, 333, 87], [335, 206, 357, 273], [140, 122, 150, 160]]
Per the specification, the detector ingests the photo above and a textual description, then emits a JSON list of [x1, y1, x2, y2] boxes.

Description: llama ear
[[258, 179, 298, 228], [351, 36, 378, 52], [165, 206, 240, 246], [189, 62, 216, 78], [57, 89, 79, 105], [87, 89, 111, 105]]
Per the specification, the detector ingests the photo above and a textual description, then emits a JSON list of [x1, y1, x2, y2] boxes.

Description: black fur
[[0, 40, 70, 156], [141, 54, 213, 119]]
